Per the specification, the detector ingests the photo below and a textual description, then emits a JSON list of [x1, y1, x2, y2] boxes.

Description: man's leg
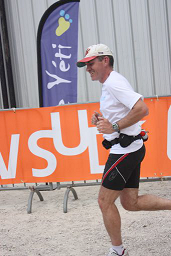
[[120, 187, 171, 211], [98, 185, 122, 246]]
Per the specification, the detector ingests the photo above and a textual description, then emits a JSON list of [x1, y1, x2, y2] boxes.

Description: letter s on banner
[[167, 105, 171, 160], [28, 130, 57, 177]]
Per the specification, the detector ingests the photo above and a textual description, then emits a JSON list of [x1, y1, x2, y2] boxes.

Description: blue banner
[[37, 0, 80, 107]]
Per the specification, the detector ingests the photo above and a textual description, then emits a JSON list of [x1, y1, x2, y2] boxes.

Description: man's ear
[[104, 56, 110, 65]]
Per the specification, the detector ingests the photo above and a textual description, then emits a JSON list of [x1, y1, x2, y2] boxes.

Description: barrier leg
[[27, 187, 44, 214], [63, 187, 78, 213]]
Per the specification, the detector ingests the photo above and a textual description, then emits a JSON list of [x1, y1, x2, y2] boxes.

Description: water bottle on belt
[[140, 130, 148, 142]]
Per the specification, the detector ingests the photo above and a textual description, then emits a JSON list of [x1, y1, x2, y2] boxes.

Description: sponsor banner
[[0, 98, 171, 185], [37, 0, 80, 107]]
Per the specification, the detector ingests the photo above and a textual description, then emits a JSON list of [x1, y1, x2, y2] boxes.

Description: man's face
[[86, 57, 105, 83]]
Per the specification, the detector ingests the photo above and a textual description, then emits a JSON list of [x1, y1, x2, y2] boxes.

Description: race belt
[[102, 132, 147, 150]]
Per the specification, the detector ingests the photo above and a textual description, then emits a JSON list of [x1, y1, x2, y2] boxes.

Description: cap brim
[[76, 56, 97, 68]]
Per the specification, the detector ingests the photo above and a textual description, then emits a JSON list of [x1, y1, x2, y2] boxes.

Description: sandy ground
[[0, 180, 171, 256]]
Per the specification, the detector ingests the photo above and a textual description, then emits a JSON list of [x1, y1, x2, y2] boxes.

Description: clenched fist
[[96, 117, 114, 134]]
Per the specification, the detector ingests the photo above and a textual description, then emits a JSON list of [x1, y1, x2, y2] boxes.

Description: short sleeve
[[106, 80, 143, 109]]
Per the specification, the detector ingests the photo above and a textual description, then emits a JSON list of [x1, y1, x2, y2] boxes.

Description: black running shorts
[[102, 144, 145, 190]]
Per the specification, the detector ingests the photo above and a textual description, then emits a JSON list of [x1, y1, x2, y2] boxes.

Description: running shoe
[[107, 248, 129, 256]]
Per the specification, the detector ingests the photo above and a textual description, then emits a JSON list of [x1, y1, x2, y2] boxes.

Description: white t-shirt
[[100, 71, 143, 154]]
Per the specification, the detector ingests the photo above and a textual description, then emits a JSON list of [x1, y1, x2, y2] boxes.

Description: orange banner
[[0, 97, 171, 185]]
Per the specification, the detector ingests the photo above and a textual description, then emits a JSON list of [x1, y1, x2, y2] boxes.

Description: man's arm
[[96, 99, 149, 134], [117, 98, 149, 130]]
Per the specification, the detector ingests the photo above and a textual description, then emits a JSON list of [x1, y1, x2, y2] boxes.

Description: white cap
[[77, 44, 113, 68]]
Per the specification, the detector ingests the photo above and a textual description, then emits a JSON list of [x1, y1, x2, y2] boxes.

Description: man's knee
[[120, 198, 139, 211], [120, 200, 133, 211], [98, 186, 120, 213], [98, 194, 110, 212], [120, 188, 140, 211]]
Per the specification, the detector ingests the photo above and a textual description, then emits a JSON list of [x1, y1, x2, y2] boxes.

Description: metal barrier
[[0, 180, 102, 213], [1, 177, 171, 214]]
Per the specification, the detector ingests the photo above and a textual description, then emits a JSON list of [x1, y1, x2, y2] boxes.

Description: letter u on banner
[[37, 0, 80, 107]]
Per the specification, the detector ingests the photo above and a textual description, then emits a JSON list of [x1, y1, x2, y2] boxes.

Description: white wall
[[4, 0, 171, 108]]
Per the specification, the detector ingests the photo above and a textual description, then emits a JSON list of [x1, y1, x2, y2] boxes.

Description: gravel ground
[[0, 180, 171, 256]]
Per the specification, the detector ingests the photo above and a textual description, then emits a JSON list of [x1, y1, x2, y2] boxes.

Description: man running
[[77, 43, 171, 256]]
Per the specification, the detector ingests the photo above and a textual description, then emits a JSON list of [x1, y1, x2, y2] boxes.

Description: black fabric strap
[[102, 133, 142, 150], [111, 134, 141, 146]]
